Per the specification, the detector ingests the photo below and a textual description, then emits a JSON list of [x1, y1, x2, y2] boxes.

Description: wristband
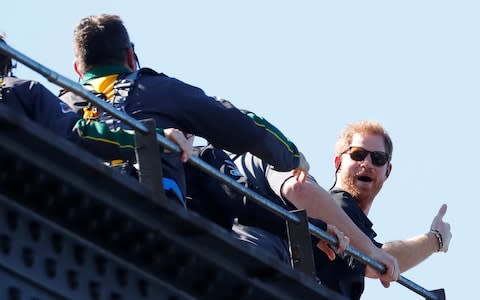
[[430, 229, 443, 252]]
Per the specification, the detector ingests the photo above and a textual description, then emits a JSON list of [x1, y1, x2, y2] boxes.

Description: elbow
[[282, 177, 313, 201]]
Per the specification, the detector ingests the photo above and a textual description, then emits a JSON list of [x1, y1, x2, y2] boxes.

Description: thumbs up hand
[[430, 204, 452, 253]]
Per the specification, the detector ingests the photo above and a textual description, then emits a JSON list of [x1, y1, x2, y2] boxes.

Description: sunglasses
[[342, 146, 390, 167]]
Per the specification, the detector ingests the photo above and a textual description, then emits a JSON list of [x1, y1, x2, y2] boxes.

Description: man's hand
[[163, 128, 193, 163], [430, 204, 452, 252], [293, 152, 309, 183], [316, 224, 349, 260], [364, 247, 400, 288]]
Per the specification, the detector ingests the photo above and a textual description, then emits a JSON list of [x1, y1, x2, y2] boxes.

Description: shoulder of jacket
[[137, 67, 163, 77]]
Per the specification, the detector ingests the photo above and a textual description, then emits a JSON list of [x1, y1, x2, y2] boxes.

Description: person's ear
[[385, 163, 392, 178], [334, 156, 342, 170], [73, 60, 82, 78], [126, 47, 136, 71]]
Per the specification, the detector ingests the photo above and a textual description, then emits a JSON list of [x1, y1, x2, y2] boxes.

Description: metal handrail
[[0, 40, 443, 300]]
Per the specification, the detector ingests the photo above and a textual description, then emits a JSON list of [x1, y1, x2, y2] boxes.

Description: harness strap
[[82, 71, 140, 129], [83, 71, 186, 207]]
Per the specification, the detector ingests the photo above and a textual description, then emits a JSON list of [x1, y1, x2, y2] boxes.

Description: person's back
[[60, 14, 307, 199], [185, 144, 247, 230], [185, 145, 312, 265], [0, 34, 80, 140], [1, 76, 79, 135]]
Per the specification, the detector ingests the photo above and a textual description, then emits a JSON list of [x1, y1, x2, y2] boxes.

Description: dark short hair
[[73, 14, 131, 73], [0, 33, 13, 76]]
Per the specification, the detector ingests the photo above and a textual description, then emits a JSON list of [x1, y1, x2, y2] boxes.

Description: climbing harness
[[82, 71, 139, 130], [82, 71, 186, 206]]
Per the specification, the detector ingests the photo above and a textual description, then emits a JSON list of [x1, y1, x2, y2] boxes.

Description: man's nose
[[360, 153, 374, 167]]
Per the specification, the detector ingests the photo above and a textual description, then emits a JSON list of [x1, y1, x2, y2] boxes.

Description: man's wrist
[[429, 229, 444, 252], [364, 240, 382, 256]]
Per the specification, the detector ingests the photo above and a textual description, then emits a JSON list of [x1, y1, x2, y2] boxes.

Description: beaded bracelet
[[430, 229, 443, 252]]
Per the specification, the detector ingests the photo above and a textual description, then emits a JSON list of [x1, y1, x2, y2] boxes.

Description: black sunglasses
[[342, 146, 390, 167]]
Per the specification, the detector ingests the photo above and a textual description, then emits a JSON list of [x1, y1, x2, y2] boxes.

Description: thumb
[[435, 204, 447, 220]]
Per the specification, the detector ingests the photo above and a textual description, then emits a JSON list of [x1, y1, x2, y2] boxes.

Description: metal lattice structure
[[0, 107, 346, 300]]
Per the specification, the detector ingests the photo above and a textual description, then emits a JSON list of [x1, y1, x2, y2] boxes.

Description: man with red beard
[[315, 120, 452, 300]]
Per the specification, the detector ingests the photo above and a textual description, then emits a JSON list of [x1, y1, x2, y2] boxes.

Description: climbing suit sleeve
[[240, 109, 301, 171], [242, 110, 300, 157]]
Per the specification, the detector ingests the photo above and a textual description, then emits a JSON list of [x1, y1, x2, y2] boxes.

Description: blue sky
[[3, 1, 477, 299]]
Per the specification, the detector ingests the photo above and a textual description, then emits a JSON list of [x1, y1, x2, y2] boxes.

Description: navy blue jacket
[[1, 77, 79, 138], [0, 76, 138, 160], [60, 68, 302, 195]]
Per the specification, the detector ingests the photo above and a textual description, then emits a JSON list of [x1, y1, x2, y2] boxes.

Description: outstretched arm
[[281, 177, 399, 286], [382, 204, 452, 273], [283, 177, 386, 254]]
